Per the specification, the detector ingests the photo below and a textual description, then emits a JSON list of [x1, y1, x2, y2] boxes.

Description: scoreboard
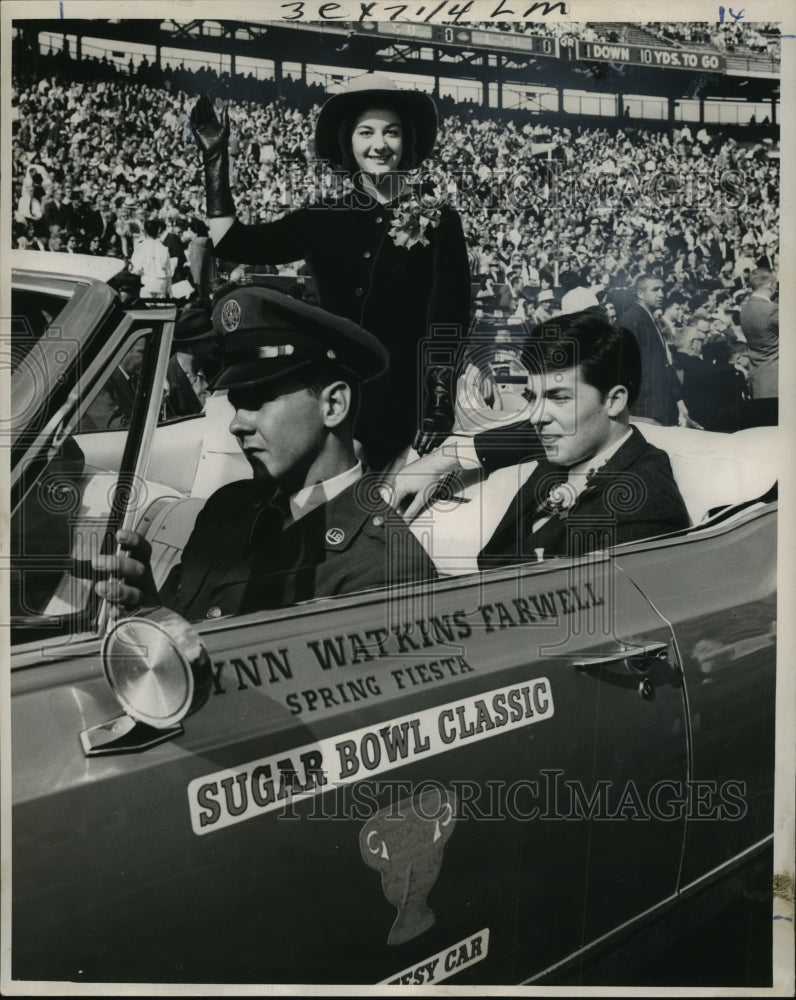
[[576, 40, 726, 73], [359, 21, 560, 57], [357, 23, 727, 73]]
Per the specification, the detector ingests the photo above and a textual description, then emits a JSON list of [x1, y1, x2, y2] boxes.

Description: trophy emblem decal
[[359, 785, 457, 945]]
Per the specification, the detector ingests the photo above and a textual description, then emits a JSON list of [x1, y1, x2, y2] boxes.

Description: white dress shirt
[[288, 461, 363, 524]]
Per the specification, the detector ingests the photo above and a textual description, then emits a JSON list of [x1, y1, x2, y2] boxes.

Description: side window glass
[[10, 333, 152, 636], [157, 332, 220, 426], [75, 335, 148, 433]]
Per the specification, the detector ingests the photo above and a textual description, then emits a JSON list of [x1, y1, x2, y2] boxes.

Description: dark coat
[[105, 367, 139, 427], [479, 426, 689, 569], [42, 198, 67, 230], [162, 232, 189, 282], [708, 237, 733, 271], [664, 232, 688, 258], [62, 201, 95, 237], [96, 212, 118, 249], [214, 196, 471, 463], [683, 360, 748, 433], [159, 478, 437, 621], [164, 356, 205, 419], [619, 302, 682, 426]]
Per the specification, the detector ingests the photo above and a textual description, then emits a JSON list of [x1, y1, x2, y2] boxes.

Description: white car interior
[[37, 376, 779, 619], [134, 399, 780, 587]]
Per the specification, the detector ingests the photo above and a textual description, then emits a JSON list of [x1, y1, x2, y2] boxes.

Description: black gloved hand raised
[[189, 95, 235, 218], [413, 365, 456, 457], [190, 94, 229, 157]]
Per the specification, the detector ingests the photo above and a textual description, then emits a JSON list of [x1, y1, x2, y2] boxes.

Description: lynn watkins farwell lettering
[[207, 582, 604, 703]]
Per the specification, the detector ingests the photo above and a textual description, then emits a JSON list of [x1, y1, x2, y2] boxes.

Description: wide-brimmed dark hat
[[174, 305, 217, 344], [212, 286, 389, 391], [314, 72, 438, 169]]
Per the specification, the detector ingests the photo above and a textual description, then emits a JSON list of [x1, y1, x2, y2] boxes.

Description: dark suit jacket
[[478, 426, 689, 569], [160, 478, 437, 621], [664, 233, 688, 258], [105, 367, 138, 427], [42, 199, 67, 230], [619, 302, 682, 426], [162, 232, 189, 282], [214, 195, 470, 463], [164, 356, 205, 419], [708, 238, 733, 271], [683, 361, 747, 433], [62, 202, 93, 237]]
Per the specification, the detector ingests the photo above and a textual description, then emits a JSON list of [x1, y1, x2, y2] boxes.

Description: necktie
[[650, 312, 674, 365]]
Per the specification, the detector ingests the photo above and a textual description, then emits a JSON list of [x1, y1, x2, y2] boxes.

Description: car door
[[12, 543, 689, 985], [610, 505, 777, 891]]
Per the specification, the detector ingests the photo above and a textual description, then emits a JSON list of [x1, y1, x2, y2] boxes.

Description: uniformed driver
[[94, 286, 436, 619]]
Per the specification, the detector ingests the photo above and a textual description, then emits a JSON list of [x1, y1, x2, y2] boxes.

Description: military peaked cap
[[212, 285, 389, 390]]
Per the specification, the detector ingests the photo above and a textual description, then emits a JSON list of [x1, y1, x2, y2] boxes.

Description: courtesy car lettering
[[381, 929, 490, 985], [188, 679, 554, 835]]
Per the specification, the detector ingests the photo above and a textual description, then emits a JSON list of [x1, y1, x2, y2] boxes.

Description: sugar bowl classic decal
[[360, 785, 457, 945], [188, 678, 554, 835]]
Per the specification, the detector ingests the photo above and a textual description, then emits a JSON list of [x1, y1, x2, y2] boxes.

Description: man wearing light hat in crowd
[[94, 286, 436, 619], [162, 304, 221, 420]]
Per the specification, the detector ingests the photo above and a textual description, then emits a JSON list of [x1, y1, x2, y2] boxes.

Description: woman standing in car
[[189, 74, 471, 471]]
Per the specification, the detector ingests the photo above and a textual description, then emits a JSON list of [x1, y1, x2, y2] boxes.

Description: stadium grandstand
[[11, 18, 780, 431]]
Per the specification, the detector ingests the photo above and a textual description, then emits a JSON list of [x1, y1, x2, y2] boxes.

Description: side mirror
[[80, 607, 212, 756]]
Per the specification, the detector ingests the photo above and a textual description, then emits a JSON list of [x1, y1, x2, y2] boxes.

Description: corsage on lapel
[[542, 480, 579, 518], [388, 175, 445, 249]]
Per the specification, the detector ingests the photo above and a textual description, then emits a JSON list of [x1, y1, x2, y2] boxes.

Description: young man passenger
[[391, 310, 690, 565], [94, 286, 436, 620]]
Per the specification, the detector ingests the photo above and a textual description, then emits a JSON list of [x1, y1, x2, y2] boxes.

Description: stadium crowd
[[11, 39, 779, 431]]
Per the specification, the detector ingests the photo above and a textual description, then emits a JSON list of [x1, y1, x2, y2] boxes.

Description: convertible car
[[6, 252, 780, 986]]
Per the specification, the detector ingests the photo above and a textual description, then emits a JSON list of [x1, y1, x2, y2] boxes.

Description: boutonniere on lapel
[[388, 175, 446, 249], [543, 480, 579, 519]]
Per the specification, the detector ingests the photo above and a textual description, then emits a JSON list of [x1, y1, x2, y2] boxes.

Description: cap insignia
[[221, 299, 242, 332]]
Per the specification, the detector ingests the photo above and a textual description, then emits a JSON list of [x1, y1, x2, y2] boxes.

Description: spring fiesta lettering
[[187, 678, 554, 835]]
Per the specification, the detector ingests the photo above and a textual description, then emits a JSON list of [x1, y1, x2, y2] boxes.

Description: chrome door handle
[[573, 641, 670, 673]]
